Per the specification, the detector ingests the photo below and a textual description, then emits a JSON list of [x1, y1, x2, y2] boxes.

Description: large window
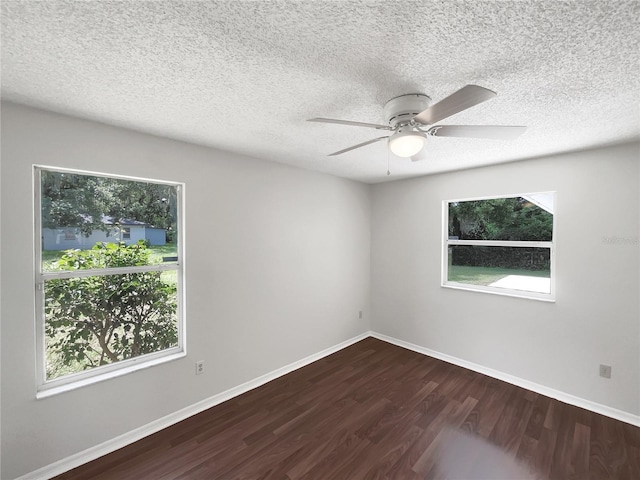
[[35, 167, 184, 395], [443, 193, 555, 301]]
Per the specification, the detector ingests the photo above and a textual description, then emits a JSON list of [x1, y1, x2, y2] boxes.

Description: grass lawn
[[147, 243, 179, 264], [448, 264, 550, 286], [42, 243, 178, 270], [42, 249, 68, 265]]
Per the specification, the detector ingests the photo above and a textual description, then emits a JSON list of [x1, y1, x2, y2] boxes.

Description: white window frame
[[442, 192, 556, 302], [64, 228, 77, 240], [34, 166, 186, 397]]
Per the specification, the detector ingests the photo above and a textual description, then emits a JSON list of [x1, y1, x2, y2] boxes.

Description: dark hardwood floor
[[55, 337, 640, 479]]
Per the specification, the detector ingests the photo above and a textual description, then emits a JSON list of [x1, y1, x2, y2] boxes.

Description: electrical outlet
[[196, 360, 205, 375], [599, 364, 611, 379], [359, 310, 363, 319]]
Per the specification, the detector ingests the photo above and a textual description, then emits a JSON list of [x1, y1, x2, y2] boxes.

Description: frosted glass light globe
[[388, 130, 426, 157]]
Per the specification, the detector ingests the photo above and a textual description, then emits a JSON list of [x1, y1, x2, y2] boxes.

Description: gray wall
[[371, 143, 640, 416], [0, 102, 371, 479]]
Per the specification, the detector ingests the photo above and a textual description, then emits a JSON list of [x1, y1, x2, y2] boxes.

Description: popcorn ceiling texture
[[2, 0, 639, 183]]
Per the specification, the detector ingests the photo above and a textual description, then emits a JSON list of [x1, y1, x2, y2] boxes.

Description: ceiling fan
[[308, 85, 526, 162]]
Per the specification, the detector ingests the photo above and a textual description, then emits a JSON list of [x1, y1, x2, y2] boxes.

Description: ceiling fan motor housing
[[384, 94, 431, 127]]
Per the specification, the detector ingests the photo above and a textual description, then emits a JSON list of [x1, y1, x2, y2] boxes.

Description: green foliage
[[449, 197, 553, 241], [450, 245, 550, 270], [44, 241, 178, 380], [41, 170, 177, 237], [42, 242, 178, 271]]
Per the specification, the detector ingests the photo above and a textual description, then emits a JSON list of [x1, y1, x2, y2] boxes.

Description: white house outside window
[[35, 166, 185, 396], [442, 192, 555, 301]]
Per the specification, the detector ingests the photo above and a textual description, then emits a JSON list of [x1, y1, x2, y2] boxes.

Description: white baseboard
[[17, 331, 372, 480], [370, 331, 640, 427]]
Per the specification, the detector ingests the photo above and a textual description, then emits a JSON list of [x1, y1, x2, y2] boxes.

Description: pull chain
[[387, 148, 391, 176]]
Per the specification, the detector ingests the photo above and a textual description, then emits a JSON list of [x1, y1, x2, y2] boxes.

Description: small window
[[443, 193, 555, 300], [35, 167, 184, 395]]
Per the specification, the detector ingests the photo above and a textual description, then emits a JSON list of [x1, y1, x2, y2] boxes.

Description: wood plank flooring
[[55, 337, 640, 479]]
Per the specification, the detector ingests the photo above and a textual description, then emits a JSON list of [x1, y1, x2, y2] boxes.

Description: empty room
[[1, 1, 639, 479]]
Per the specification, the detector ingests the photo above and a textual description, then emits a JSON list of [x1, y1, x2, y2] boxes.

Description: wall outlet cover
[[599, 364, 612, 379], [196, 361, 205, 375]]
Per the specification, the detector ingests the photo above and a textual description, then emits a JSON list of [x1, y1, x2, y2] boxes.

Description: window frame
[[63, 228, 77, 240], [441, 192, 556, 302], [34, 165, 186, 397]]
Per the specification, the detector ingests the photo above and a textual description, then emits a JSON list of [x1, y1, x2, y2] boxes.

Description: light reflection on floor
[[427, 427, 543, 479]]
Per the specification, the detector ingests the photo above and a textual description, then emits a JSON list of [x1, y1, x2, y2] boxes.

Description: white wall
[[371, 143, 640, 417], [0, 102, 371, 479]]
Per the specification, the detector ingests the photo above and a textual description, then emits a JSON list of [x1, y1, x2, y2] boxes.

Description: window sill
[[442, 282, 556, 302], [37, 350, 186, 399]]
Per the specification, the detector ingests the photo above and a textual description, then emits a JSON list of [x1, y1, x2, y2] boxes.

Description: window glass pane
[[41, 170, 178, 272], [448, 195, 553, 241], [448, 245, 551, 293], [44, 271, 178, 380]]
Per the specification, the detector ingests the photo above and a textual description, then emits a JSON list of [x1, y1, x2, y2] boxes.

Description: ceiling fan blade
[[428, 125, 527, 140], [328, 136, 389, 156], [410, 148, 429, 162], [413, 85, 497, 125], [308, 118, 391, 130]]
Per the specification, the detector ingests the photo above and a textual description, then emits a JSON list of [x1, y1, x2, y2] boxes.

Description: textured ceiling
[[2, 1, 639, 183]]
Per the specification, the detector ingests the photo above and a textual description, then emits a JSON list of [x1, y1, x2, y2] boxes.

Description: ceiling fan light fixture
[[388, 127, 426, 157], [310, 85, 524, 159]]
